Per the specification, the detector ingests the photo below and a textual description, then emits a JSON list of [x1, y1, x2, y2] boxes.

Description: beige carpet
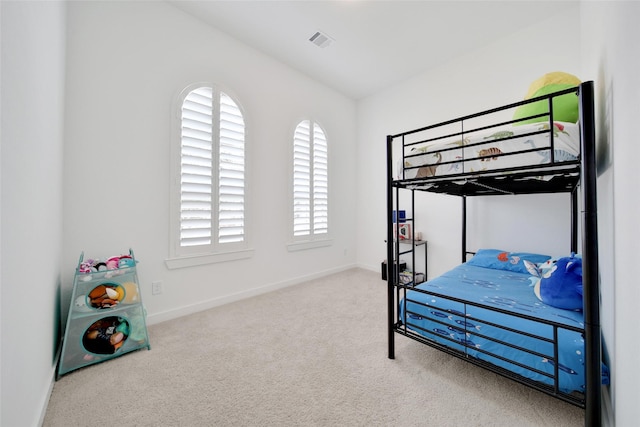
[[43, 268, 583, 426]]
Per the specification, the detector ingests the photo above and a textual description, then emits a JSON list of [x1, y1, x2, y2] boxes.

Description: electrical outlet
[[151, 281, 162, 295]]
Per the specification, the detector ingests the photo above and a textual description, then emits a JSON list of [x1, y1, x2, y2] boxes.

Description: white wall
[[62, 1, 357, 324], [356, 9, 582, 277], [0, 2, 66, 426], [580, 2, 640, 425]]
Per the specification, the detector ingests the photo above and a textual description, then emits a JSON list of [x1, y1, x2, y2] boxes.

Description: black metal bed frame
[[386, 81, 602, 426]]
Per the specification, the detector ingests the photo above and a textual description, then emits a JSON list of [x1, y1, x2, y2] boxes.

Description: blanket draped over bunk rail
[[386, 81, 604, 426]]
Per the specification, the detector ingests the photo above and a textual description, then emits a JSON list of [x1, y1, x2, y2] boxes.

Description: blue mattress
[[399, 263, 606, 394]]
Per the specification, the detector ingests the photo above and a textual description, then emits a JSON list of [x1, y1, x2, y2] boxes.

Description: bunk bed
[[386, 81, 605, 426]]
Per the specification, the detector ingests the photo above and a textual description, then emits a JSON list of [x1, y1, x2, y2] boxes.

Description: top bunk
[[387, 81, 595, 197]]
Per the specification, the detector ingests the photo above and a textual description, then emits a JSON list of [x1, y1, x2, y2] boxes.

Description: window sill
[[165, 248, 254, 269], [286, 238, 333, 252]]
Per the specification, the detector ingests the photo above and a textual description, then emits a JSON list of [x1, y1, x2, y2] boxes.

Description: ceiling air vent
[[309, 31, 333, 49]]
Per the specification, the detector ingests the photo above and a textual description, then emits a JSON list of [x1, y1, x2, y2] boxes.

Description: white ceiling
[[168, 1, 577, 100]]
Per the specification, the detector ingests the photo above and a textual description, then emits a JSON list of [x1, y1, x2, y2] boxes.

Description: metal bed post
[[461, 196, 467, 263], [387, 135, 396, 360], [571, 188, 578, 254], [579, 81, 601, 426], [411, 189, 416, 285]]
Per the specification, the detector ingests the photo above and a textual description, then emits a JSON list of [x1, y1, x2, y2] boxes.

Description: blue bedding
[[399, 263, 607, 393]]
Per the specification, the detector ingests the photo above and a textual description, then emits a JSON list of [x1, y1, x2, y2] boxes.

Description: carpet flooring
[[43, 268, 583, 426]]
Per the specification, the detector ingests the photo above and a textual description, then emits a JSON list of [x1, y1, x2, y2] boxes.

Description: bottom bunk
[[393, 250, 609, 407]]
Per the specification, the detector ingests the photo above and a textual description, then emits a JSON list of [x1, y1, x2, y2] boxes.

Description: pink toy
[[106, 256, 120, 270]]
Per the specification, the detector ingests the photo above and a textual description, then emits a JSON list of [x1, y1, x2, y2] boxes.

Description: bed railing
[[397, 283, 585, 407], [389, 86, 583, 196]]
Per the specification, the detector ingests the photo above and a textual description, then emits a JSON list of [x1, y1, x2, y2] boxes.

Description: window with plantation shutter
[[292, 120, 329, 243], [168, 83, 250, 268]]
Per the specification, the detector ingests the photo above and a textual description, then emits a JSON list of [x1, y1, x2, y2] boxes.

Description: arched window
[[168, 84, 248, 267]]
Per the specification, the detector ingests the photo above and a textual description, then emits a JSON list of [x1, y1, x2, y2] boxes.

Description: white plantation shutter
[[181, 87, 213, 247], [312, 125, 328, 235], [218, 93, 245, 243], [179, 86, 245, 251], [293, 120, 328, 238], [293, 121, 311, 236]]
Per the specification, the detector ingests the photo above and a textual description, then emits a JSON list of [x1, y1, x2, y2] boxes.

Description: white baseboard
[[356, 262, 380, 274], [146, 263, 357, 325], [40, 365, 58, 427]]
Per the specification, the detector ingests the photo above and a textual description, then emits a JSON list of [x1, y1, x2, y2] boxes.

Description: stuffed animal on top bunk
[[532, 253, 583, 310], [512, 71, 581, 125]]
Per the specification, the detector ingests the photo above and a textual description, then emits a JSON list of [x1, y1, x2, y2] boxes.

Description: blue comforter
[[399, 263, 607, 393]]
